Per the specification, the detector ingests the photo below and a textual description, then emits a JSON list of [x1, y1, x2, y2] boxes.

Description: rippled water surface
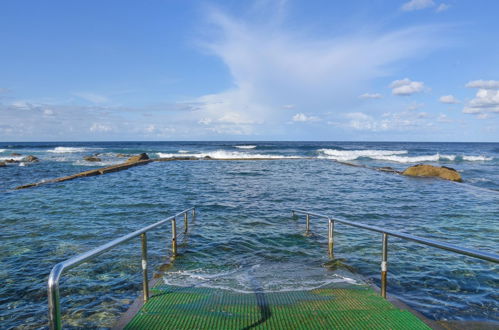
[[0, 141, 498, 329]]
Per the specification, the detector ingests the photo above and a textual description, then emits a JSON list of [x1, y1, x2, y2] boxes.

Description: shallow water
[[0, 141, 498, 328]]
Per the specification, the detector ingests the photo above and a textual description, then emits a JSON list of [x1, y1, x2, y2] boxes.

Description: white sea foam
[[235, 145, 257, 149], [48, 146, 98, 153], [462, 155, 493, 161], [317, 149, 493, 163], [317, 149, 408, 162], [0, 156, 24, 161], [19, 162, 26, 167], [161, 264, 359, 294], [0, 149, 6, 153], [157, 150, 302, 159]]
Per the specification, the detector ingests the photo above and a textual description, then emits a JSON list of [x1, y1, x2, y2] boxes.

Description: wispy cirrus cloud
[[189, 4, 442, 136]]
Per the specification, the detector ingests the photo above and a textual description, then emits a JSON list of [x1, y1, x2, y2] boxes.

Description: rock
[[0, 161, 6, 167], [127, 153, 149, 163], [116, 153, 128, 158], [203, 156, 212, 160], [402, 164, 462, 182], [11, 153, 21, 156], [377, 166, 401, 174], [84, 156, 101, 162], [5, 159, 18, 163], [22, 155, 38, 162]]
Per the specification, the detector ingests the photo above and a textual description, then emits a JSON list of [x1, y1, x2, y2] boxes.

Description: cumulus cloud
[[439, 95, 459, 104], [390, 78, 425, 96], [359, 93, 382, 99], [463, 89, 499, 114], [401, 0, 435, 11], [292, 113, 319, 122], [463, 80, 499, 115]]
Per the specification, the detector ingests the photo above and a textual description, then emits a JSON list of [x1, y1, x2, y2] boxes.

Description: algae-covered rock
[[402, 164, 462, 182], [84, 156, 101, 162], [127, 153, 149, 162], [22, 155, 39, 162]]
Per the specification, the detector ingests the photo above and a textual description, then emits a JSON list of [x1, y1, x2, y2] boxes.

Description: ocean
[[0, 141, 498, 328]]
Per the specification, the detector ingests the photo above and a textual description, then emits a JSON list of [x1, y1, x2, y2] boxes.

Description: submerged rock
[[402, 164, 462, 182], [84, 156, 102, 162], [0, 161, 6, 167], [127, 153, 149, 162], [22, 155, 38, 162], [11, 153, 21, 156], [377, 166, 401, 174], [116, 153, 128, 158]]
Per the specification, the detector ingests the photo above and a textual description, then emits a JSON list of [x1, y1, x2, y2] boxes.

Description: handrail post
[[328, 218, 334, 258], [141, 233, 149, 302], [184, 212, 188, 233], [171, 217, 177, 256], [192, 208, 196, 220], [381, 233, 388, 298], [306, 214, 310, 233]]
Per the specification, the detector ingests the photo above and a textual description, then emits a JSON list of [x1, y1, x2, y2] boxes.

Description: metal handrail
[[291, 209, 499, 298], [47, 207, 195, 330]]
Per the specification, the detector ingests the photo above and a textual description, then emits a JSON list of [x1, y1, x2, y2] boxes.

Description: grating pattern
[[125, 284, 430, 329]]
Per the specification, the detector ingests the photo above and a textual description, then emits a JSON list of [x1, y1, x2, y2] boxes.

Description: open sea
[[0, 141, 498, 329]]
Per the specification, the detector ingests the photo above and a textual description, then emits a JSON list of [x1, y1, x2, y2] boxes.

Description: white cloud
[[90, 123, 113, 132], [343, 111, 430, 131], [189, 6, 441, 135], [437, 114, 452, 122], [43, 109, 54, 116], [436, 3, 450, 12], [292, 113, 319, 122], [463, 89, 499, 114], [359, 93, 382, 99], [390, 78, 425, 96], [465, 80, 499, 89], [401, 0, 435, 11], [282, 104, 295, 109], [464, 80, 499, 115], [439, 95, 459, 104], [73, 92, 110, 104]]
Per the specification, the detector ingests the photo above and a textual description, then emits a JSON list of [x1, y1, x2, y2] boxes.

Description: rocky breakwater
[[15, 153, 153, 190], [402, 164, 462, 182]]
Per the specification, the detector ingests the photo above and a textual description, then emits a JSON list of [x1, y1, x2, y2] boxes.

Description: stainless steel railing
[[47, 207, 195, 330], [291, 209, 499, 298]]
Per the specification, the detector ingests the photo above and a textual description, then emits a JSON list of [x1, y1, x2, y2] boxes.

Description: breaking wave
[[0, 149, 6, 153], [47, 147, 99, 153], [317, 149, 494, 163], [235, 145, 257, 149], [157, 150, 302, 159]]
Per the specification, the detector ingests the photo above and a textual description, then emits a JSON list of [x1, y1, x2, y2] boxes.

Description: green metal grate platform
[[124, 283, 431, 329]]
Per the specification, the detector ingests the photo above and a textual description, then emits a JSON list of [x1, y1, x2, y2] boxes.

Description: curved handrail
[[48, 207, 195, 330]]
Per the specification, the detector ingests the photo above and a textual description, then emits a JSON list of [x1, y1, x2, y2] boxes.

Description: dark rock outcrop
[[22, 155, 38, 162], [11, 153, 21, 156], [127, 153, 149, 163], [402, 164, 462, 182], [0, 161, 6, 167], [84, 156, 102, 162], [5, 159, 18, 163]]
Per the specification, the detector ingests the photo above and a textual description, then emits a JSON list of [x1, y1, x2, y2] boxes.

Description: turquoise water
[[0, 141, 498, 328]]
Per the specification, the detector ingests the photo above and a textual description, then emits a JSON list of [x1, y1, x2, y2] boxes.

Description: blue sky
[[0, 0, 498, 141]]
